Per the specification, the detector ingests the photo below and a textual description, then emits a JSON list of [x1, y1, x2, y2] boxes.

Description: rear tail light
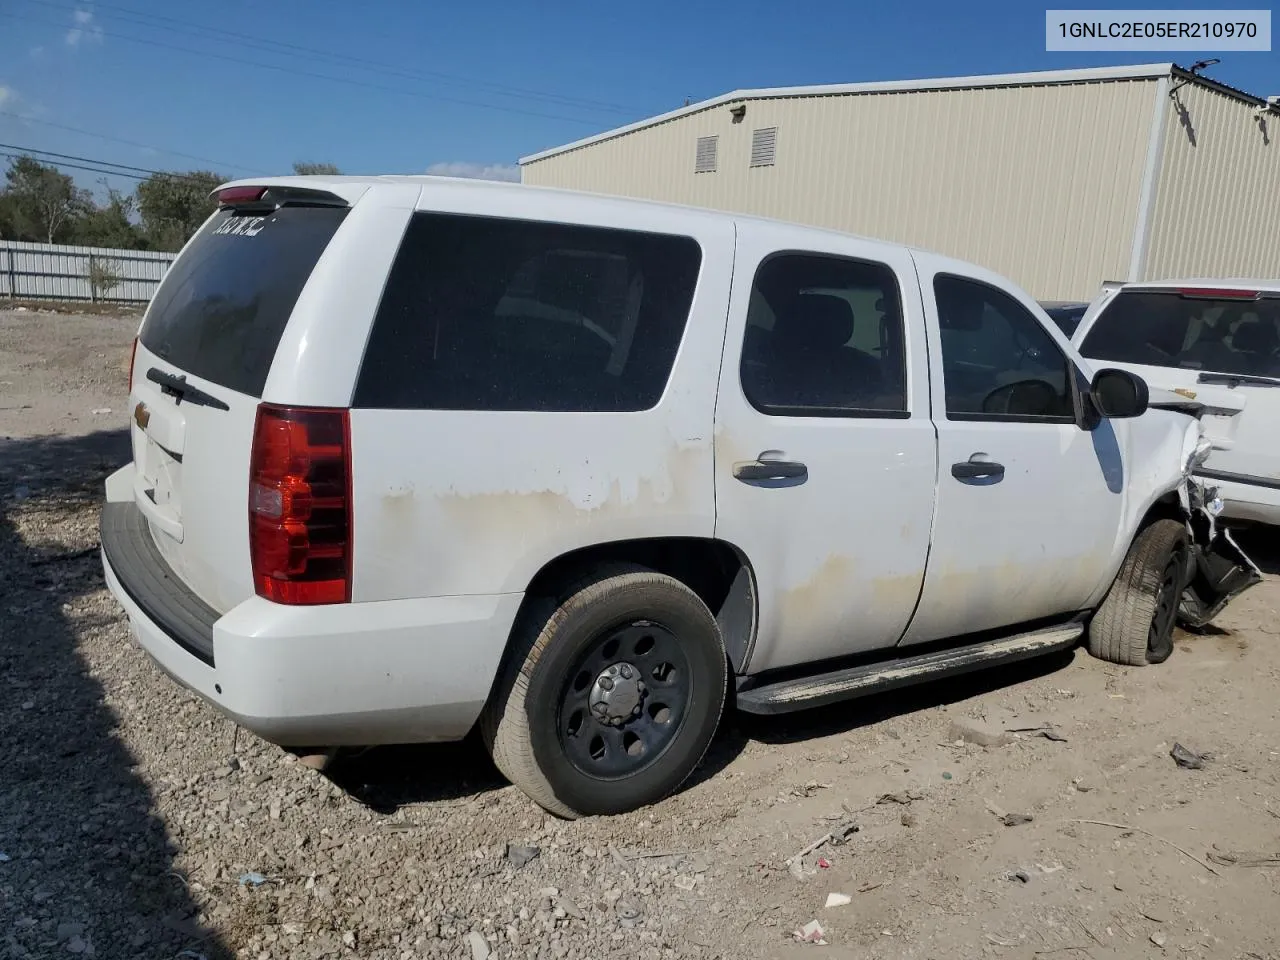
[[249, 404, 352, 605], [127, 337, 138, 390]]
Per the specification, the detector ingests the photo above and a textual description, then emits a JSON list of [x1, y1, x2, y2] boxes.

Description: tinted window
[[354, 213, 702, 412], [740, 253, 908, 417], [1080, 291, 1280, 380], [139, 206, 348, 397], [935, 275, 1074, 421]]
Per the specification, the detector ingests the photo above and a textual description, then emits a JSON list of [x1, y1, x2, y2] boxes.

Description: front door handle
[[733, 458, 808, 486], [951, 456, 1005, 484]]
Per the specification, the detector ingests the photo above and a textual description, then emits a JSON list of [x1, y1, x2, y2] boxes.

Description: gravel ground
[[2, 305, 1279, 960]]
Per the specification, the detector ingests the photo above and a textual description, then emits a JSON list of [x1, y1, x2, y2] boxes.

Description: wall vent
[[750, 126, 778, 167]]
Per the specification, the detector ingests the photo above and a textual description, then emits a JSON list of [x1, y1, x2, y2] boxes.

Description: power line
[[0, 110, 268, 175], [19, 0, 637, 116], [0, 143, 223, 184], [2, 10, 620, 126], [0, 149, 188, 184]]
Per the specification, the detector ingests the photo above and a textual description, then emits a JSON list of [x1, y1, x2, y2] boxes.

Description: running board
[[736, 624, 1084, 715]]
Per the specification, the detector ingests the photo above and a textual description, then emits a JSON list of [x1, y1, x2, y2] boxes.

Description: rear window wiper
[[1197, 371, 1280, 389], [146, 368, 231, 410]]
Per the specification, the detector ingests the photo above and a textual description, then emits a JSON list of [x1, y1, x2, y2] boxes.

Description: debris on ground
[[1170, 743, 1211, 770], [949, 718, 1012, 748], [504, 843, 541, 869], [1001, 813, 1034, 827], [615, 899, 643, 929], [237, 872, 269, 887], [825, 892, 852, 908], [1151, 930, 1168, 947], [785, 822, 860, 870], [1008, 724, 1068, 742], [877, 790, 922, 805], [793, 919, 828, 944], [1206, 849, 1280, 867]]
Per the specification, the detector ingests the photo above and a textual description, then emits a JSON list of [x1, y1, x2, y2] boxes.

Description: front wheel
[[481, 565, 728, 818], [1088, 519, 1190, 666]]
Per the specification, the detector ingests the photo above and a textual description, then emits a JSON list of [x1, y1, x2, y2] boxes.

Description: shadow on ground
[[0, 429, 232, 960], [331, 650, 1077, 812]]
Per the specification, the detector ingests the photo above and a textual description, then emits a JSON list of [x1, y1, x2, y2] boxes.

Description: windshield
[[1079, 290, 1280, 380], [1041, 304, 1086, 336]]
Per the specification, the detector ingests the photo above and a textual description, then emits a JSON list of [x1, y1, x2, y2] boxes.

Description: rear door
[[1076, 287, 1280, 488], [128, 186, 376, 612], [900, 258, 1124, 645], [713, 223, 936, 674]]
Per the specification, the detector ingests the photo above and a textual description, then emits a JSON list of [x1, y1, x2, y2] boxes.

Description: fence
[[0, 240, 176, 303]]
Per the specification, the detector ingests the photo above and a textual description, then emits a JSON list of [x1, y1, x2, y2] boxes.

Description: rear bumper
[[100, 475, 522, 746], [1195, 471, 1280, 526]]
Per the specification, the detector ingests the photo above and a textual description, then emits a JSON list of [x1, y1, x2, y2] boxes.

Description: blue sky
[[0, 0, 1276, 193]]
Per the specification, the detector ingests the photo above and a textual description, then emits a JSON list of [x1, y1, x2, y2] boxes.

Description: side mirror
[[1091, 368, 1149, 419]]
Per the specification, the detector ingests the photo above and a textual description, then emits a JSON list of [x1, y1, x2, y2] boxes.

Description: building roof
[[521, 62, 1263, 166]]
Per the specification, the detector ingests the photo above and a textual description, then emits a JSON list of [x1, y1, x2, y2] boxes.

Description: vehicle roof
[[219, 173, 951, 260], [1113, 278, 1280, 292]]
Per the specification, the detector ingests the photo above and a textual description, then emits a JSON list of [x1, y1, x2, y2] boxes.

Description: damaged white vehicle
[[99, 177, 1261, 818]]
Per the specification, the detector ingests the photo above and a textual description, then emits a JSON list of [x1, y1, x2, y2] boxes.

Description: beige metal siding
[[523, 80, 1157, 300], [1143, 83, 1280, 280]]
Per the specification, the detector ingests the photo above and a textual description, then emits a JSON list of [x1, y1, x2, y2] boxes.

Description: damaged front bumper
[[1177, 475, 1264, 628]]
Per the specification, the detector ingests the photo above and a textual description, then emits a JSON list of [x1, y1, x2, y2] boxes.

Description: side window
[[740, 253, 908, 417], [933, 274, 1074, 422], [353, 213, 702, 412]]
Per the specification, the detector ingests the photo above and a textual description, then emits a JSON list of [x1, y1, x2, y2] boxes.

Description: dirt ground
[[2, 305, 1278, 960]]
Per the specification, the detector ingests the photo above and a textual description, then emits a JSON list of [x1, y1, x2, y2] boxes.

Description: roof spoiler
[[210, 184, 348, 210]]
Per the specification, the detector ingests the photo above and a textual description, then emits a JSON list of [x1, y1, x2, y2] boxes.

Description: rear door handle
[[951, 457, 1005, 483], [733, 458, 808, 486]]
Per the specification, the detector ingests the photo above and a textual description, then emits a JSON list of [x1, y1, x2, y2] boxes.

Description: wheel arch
[[509, 536, 759, 674]]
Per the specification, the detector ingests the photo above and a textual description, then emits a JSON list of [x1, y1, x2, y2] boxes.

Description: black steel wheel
[[557, 620, 692, 780], [481, 565, 727, 818]]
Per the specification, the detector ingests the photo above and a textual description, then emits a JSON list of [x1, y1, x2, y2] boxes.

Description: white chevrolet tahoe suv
[[100, 176, 1260, 818]]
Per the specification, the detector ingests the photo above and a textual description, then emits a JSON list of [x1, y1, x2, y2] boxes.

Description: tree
[[292, 161, 342, 176], [136, 170, 224, 252], [72, 181, 146, 249], [3, 156, 92, 243]]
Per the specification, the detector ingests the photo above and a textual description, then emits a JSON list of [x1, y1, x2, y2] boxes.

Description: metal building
[[520, 64, 1280, 302]]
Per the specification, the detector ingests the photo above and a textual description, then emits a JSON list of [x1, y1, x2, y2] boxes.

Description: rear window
[[139, 205, 348, 397], [1080, 291, 1280, 379], [353, 212, 702, 412]]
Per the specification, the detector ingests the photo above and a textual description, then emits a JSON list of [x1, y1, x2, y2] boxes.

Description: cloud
[[66, 7, 104, 48], [424, 161, 520, 182], [0, 86, 14, 108]]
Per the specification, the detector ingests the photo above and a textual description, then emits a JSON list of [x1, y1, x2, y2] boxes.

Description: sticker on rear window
[[213, 215, 269, 237]]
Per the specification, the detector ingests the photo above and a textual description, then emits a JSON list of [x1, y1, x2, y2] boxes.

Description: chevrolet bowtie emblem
[[133, 401, 150, 430]]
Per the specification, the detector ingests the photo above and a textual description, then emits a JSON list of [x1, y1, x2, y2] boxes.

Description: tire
[[481, 565, 727, 819], [1088, 519, 1190, 666]]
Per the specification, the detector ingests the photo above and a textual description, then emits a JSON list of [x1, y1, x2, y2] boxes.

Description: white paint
[[100, 175, 1234, 751]]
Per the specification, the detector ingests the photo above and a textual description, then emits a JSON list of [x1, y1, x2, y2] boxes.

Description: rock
[[824, 893, 852, 908], [1001, 813, 1034, 827], [341, 931, 357, 948], [615, 899, 643, 929], [505, 844, 540, 869], [949, 719, 1011, 748], [557, 898, 585, 921], [465, 931, 491, 960], [1150, 931, 1167, 947], [56, 923, 85, 942]]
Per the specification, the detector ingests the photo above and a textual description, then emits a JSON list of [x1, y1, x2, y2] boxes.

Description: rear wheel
[[1088, 519, 1190, 666], [481, 566, 727, 818]]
